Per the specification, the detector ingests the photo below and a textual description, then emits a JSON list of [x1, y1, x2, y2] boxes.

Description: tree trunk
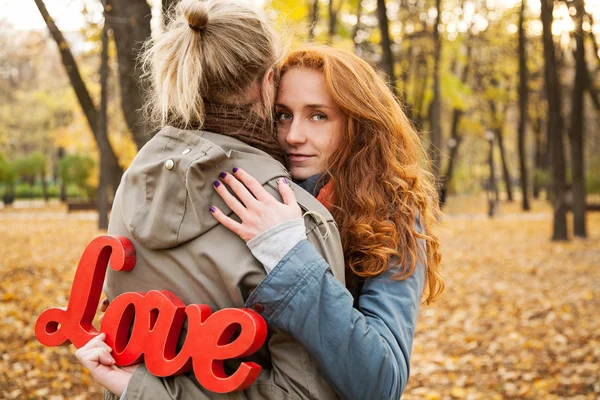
[[57, 147, 67, 202], [401, 41, 413, 94], [488, 136, 498, 215], [442, 43, 472, 192], [489, 101, 514, 202], [413, 53, 429, 129], [308, 0, 319, 41], [569, 0, 587, 238], [352, 0, 363, 53], [41, 166, 48, 202], [33, 0, 123, 193], [442, 110, 463, 186], [376, 0, 398, 95], [518, 0, 530, 210], [428, 0, 443, 177], [584, 64, 600, 110], [162, 0, 179, 28], [98, 1, 110, 230], [532, 116, 544, 199], [34, 0, 97, 140], [587, 13, 600, 68], [328, 0, 343, 44], [496, 123, 514, 202], [541, 0, 568, 241], [106, 0, 153, 150], [579, 18, 600, 111]]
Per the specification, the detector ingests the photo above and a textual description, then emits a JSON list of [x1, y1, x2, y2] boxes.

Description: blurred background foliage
[[0, 0, 598, 231]]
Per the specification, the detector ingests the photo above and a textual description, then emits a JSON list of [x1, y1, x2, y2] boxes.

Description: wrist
[[247, 218, 307, 273]]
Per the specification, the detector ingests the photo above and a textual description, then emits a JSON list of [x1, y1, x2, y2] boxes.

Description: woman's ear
[[265, 68, 275, 84]]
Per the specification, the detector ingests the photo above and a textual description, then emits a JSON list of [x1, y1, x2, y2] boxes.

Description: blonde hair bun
[[182, 0, 209, 31]]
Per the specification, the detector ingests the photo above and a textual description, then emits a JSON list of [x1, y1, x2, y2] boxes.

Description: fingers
[[277, 178, 297, 206], [75, 333, 115, 367], [213, 179, 249, 219], [218, 172, 259, 209], [209, 206, 251, 241], [231, 168, 276, 203], [93, 347, 116, 365], [76, 333, 112, 356]]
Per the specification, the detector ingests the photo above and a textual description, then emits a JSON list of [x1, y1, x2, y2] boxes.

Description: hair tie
[[189, 23, 202, 32]]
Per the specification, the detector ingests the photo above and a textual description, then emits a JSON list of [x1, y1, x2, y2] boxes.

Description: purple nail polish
[[210, 206, 216, 213], [213, 181, 221, 187], [282, 178, 289, 185], [219, 172, 227, 179], [233, 167, 239, 173]]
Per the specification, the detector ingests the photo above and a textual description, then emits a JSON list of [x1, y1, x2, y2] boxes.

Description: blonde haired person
[[75, 1, 346, 399]]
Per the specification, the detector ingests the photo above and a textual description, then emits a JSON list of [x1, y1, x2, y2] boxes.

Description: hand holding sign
[[74, 333, 137, 397], [35, 236, 267, 393]]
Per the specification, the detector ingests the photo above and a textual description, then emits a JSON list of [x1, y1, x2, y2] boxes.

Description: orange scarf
[[316, 180, 335, 211]]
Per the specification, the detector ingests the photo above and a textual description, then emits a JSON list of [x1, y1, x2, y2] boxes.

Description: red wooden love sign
[[35, 235, 268, 393]]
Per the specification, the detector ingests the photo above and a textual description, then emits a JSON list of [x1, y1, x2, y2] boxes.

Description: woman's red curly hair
[[279, 46, 444, 304]]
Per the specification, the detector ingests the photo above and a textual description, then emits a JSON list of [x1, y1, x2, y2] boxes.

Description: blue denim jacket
[[245, 239, 426, 400]]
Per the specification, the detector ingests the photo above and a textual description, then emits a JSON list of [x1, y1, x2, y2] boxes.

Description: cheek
[[277, 127, 287, 147], [322, 122, 343, 156]]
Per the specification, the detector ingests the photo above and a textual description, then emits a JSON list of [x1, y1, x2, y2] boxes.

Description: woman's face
[[276, 67, 345, 181]]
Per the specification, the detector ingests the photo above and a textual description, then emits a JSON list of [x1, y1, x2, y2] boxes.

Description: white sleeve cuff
[[247, 218, 307, 274]]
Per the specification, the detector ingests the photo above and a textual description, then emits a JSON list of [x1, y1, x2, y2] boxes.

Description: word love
[[35, 236, 267, 393]]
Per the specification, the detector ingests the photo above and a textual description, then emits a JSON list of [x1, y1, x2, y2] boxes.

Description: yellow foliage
[[1, 197, 599, 398]]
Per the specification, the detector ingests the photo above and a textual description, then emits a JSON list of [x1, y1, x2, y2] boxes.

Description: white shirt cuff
[[247, 218, 307, 273]]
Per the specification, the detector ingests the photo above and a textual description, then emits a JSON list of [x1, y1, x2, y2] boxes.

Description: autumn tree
[[97, 0, 110, 230], [377, 0, 398, 94], [568, 0, 588, 238], [540, 0, 568, 240], [33, 0, 123, 195], [517, 0, 530, 211], [105, 0, 153, 150], [428, 0, 443, 177], [308, 0, 319, 41], [328, 0, 343, 43]]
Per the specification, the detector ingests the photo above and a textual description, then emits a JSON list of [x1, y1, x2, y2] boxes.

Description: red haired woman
[[208, 46, 444, 399]]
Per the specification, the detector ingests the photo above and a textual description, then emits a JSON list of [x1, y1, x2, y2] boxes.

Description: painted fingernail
[[210, 206, 216, 213], [282, 178, 289, 185], [213, 181, 221, 187], [219, 172, 227, 179], [232, 167, 239, 173]]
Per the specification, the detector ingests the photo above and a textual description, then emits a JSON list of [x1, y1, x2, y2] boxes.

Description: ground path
[[0, 197, 598, 399]]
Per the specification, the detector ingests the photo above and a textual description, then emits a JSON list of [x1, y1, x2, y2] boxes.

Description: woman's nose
[[285, 121, 307, 145]]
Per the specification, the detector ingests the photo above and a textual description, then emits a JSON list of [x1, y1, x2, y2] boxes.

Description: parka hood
[[118, 127, 287, 250]]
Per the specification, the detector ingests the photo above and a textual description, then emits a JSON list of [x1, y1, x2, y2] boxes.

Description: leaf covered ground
[[0, 197, 598, 399]]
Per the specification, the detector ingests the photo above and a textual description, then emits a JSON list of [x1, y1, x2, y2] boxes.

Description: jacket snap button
[[182, 148, 191, 155], [253, 303, 264, 313], [165, 159, 174, 170]]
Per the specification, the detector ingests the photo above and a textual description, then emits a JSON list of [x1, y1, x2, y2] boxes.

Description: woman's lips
[[287, 154, 313, 163]]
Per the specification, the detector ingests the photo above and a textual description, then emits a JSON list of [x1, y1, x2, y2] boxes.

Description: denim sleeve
[[245, 240, 425, 400]]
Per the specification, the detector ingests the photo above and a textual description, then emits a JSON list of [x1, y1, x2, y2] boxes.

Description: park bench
[[67, 201, 112, 213], [565, 193, 600, 212]]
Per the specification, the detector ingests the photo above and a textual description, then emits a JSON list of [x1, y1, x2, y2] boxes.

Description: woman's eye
[[276, 112, 292, 122], [311, 113, 327, 121]]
